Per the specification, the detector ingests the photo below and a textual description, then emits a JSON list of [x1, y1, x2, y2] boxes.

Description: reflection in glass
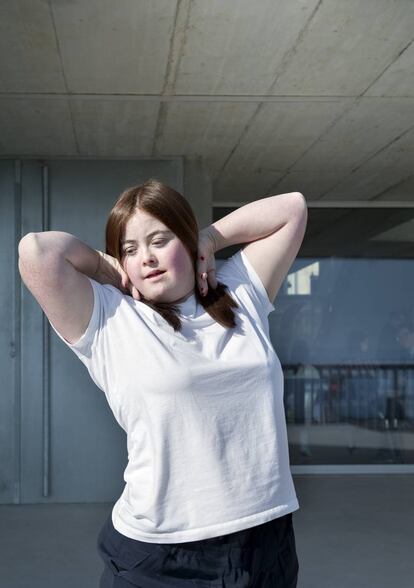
[[214, 206, 414, 466], [271, 207, 414, 466]]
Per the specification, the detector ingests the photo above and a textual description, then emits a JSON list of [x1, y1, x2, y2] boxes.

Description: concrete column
[[183, 155, 213, 231]]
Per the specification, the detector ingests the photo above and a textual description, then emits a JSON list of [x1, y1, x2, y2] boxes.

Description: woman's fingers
[[120, 269, 129, 292], [118, 269, 139, 300], [206, 270, 217, 294], [207, 268, 218, 289], [199, 268, 217, 296], [199, 271, 208, 295], [197, 230, 217, 296]]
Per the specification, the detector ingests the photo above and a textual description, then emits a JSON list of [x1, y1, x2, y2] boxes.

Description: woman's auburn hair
[[105, 178, 240, 332]]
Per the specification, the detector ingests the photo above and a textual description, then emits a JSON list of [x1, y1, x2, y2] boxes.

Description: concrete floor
[[1, 474, 413, 588]]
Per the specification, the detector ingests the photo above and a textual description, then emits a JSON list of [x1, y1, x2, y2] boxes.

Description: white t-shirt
[[50, 248, 299, 543]]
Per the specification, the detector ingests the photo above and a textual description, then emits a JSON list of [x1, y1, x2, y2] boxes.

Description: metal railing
[[283, 363, 414, 432]]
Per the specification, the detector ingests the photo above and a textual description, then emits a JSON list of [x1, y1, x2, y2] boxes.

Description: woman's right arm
[[18, 232, 126, 345]]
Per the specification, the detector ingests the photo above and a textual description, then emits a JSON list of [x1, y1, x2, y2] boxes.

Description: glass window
[[215, 205, 414, 466]]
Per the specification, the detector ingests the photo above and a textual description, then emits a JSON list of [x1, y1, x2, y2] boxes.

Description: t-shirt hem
[[111, 498, 300, 544]]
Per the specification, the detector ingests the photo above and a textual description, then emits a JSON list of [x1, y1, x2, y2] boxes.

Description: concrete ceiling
[[0, 0, 413, 204]]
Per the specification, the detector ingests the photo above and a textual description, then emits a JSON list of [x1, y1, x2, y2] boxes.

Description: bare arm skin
[[18, 232, 127, 345]]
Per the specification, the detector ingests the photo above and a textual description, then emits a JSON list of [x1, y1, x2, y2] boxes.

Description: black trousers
[[97, 511, 299, 587]]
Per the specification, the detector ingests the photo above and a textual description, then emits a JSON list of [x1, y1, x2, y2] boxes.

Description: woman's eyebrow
[[122, 230, 171, 244]]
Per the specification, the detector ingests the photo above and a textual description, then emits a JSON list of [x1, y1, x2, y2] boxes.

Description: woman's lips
[[146, 271, 166, 280]]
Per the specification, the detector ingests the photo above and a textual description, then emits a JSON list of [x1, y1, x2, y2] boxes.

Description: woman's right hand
[[94, 251, 141, 300]]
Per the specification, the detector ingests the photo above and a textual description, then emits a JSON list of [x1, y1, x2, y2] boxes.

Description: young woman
[[18, 179, 307, 587]]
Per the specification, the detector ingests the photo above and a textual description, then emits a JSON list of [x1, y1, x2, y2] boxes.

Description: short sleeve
[[48, 277, 117, 393], [216, 248, 275, 319]]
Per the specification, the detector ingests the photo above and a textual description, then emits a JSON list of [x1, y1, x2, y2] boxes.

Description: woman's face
[[121, 209, 195, 303]]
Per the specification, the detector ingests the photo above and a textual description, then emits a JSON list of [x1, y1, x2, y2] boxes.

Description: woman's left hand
[[197, 228, 218, 296]]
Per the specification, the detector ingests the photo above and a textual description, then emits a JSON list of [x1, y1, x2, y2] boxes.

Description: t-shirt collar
[[145, 290, 198, 326], [176, 293, 197, 318]]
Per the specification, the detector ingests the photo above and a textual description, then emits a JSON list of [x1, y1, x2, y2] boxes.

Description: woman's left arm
[[203, 192, 306, 253], [198, 192, 307, 301]]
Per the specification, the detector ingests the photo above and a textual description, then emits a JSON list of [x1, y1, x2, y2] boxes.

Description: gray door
[[3, 158, 182, 504]]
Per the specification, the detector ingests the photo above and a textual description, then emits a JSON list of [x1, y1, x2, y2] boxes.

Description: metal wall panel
[[0, 161, 19, 503], [9, 158, 183, 503]]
